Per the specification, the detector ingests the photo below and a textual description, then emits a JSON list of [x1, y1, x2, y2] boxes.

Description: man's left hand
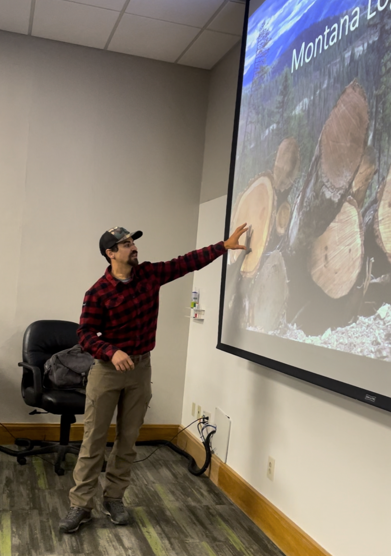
[[224, 223, 249, 250]]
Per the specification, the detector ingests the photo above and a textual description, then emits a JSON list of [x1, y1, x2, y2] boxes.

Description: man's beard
[[129, 255, 139, 267]]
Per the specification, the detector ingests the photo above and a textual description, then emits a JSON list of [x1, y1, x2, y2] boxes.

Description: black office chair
[[0, 320, 86, 475]]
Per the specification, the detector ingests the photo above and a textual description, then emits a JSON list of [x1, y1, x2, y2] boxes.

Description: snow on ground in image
[[249, 304, 391, 362]]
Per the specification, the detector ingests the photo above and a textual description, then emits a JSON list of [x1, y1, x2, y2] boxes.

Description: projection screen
[[217, 0, 391, 412]]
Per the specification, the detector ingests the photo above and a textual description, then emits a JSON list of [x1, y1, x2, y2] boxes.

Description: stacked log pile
[[226, 79, 391, 335]]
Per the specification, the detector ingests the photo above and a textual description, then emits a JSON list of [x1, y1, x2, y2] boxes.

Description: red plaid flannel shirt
[[77, 242, 226, 360]]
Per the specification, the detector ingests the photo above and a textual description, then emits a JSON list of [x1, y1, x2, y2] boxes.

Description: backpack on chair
[[44, 345, 94, 391]]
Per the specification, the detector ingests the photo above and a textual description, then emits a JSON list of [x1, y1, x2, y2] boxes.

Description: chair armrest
[[18, 362, 43, 401]]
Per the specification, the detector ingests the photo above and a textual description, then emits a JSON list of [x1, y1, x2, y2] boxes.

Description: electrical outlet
[[197, 405, 202, 419], [267, 456, 275, 481], [191, 402, 196, 417], [203, 411, 211, 422]]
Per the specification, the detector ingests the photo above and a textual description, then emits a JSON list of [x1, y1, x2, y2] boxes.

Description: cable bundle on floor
[[136, 429, 215, 476]]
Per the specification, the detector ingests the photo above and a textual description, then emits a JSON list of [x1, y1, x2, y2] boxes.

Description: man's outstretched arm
[[153, 223, 249, 286]]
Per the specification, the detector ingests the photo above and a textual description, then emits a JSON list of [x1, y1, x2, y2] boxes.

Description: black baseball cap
[[99, 226, 143, 257]]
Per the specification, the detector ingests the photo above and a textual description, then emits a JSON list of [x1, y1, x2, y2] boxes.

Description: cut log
[[351, 145, 377, 209], [248, 251, 288, 332], [285, 262, 370, 335], [362, 173, 391, 280], [229, 172, 275, 277], [289, 80, 369, 254], [309, 197, 364, 299], [275, 201, 291, 236], [273, 137, 300, 193], [374, 164, 391, 263]]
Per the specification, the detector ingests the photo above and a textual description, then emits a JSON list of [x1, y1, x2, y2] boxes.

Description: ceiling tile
[[0, 0, 31, 35], [178, 30, 240, 70], [33, 0, 119, 49], [125, 0, 225, 28], [208, 1, 245, 36], [63, 0, 126, 11], [108, 13, 199, 63]]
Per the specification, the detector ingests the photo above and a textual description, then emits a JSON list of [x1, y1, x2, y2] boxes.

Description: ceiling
[[0, 0, 245, 70]]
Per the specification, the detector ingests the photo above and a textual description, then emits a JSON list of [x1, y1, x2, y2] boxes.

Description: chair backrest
[[23, 320, 79, 370]]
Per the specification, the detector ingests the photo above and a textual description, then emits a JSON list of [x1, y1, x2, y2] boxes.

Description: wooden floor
[[0, 444, 285, 556]]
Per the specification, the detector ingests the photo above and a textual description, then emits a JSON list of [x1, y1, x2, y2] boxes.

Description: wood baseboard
[[176, 429, 332, 556], [0, 423, 180, 445]]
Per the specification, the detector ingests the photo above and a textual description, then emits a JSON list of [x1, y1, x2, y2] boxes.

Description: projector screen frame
[[216, 0, 391, 414]]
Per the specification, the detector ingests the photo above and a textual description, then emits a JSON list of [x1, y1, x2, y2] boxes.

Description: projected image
[[222, 0, 391, 364]]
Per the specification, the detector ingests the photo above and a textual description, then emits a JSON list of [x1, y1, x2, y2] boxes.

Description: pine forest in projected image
[[225, 0, 391, 362]]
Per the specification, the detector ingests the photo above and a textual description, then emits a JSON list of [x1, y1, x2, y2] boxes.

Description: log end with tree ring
[[273, 137, 300, 192], [228, 172, 273, 266], [249, 250, 288, 333], [352, 145, 377, 209], [229, 172, 275, 276], [276, 201, 291, 236], [374, 164, 391, 263], [320, 80, 369, 197], [309, 197, 364, 299]]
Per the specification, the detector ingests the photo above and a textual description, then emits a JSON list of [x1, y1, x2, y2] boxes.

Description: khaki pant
[[69, 354, 152, 509]]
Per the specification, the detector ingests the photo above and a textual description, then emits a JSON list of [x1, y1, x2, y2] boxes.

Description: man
[[59, 223, 248, 533]]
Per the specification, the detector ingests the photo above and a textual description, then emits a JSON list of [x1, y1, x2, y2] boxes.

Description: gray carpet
[[0, 443, 285, 556]]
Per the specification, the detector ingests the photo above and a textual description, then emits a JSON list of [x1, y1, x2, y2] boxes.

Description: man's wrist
[[106, 346, 118, 360]]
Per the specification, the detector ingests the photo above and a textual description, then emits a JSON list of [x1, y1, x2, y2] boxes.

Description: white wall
[[0, 31, 209, 424], [182, 46, 391, 556]]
